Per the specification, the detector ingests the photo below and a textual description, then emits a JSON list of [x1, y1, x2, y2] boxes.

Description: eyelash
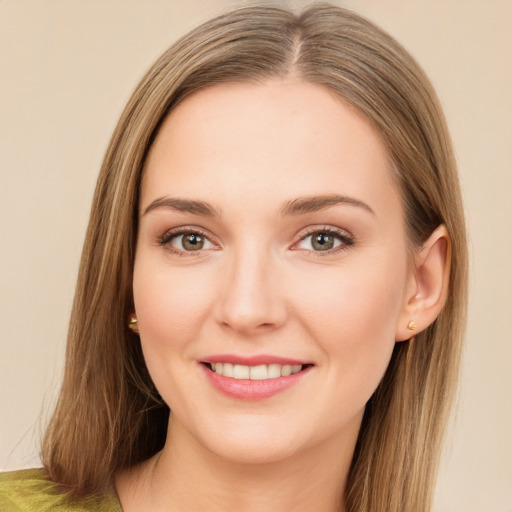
[[294, 226, 354, 256], [157, 225, 354, 257], [158, 226, 216, 257]]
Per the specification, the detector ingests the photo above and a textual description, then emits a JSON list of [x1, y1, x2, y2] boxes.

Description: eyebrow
[[143, 197, 220, 217], [279, 194, 375, 216], [142, 193, 375, 218]]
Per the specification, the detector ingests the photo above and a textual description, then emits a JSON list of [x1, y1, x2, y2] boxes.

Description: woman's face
[[134, 80, 412, 463]]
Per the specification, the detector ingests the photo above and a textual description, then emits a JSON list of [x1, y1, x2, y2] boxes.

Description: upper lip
[[201, 354, 313, 366]]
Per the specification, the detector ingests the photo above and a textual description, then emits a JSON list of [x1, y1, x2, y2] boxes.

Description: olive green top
[[0, 468, 122, 512]]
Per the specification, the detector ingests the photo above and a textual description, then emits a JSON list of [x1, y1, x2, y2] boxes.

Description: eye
[[160, 228, 217, 254], [293, 228, 354, 253]]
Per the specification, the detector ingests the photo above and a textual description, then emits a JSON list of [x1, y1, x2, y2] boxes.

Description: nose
[[214, 247, 287, 335]]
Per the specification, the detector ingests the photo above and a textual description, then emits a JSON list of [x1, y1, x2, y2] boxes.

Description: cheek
[[293, 256, 405, 339], [132, 260, 219, 408], [289, 255, 406, 402], [133, 261, 215, 345]]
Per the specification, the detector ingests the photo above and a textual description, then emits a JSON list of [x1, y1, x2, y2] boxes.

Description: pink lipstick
[[200, 354, 313, 400]]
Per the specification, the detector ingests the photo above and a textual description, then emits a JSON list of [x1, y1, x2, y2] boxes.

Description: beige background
[[1, 1, 511, 510]]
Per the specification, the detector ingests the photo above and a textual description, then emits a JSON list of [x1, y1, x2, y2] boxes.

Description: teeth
[[209, 363, 304, 380], [233, 364, 250, 379], [281, 365, 292, 376], [249, 365, 267, 380], [222, 363, 234, 377], [267, 364, 281, 378]]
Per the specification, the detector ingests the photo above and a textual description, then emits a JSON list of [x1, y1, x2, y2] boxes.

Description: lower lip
[[201, 364, 312, 400]]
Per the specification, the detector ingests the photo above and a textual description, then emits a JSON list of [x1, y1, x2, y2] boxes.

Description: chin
[[207, 433, 306, 466], [178, 411, 315, 465], [201, 409, 357, 468]]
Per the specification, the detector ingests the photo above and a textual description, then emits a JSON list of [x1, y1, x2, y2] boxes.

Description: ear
[[395, 225, 451, 342]]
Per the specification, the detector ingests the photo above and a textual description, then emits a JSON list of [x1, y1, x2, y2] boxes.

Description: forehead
[[141, 80, 401, 221]]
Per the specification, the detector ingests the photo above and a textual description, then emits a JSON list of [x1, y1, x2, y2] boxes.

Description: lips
[[200, 355, 313, 400]]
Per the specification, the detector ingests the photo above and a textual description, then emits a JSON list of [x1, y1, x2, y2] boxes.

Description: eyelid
[[156, 224, 354, 257], [158, 225, 220, 256], [290, 225, 355, 254]]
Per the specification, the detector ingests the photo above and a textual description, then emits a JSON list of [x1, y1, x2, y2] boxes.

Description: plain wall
[[1, 1, 511, 510]]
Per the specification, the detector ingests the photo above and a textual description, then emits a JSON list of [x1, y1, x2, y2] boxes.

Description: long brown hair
[[41, 4, 468, 511]]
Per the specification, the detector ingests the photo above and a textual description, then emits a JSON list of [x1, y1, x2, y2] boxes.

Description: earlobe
[[128, 312, 139, 335], [395, 225, 451, 342]]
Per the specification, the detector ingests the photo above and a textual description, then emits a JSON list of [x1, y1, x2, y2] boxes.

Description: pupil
[[183, 233, 204, 250], [312, 233, 334, 251]]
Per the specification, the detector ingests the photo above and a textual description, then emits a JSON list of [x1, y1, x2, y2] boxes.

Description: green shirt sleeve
[[0, 468, 122, 512]]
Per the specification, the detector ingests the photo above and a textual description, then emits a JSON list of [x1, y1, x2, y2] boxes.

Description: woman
[[0, 3, 467, 511]]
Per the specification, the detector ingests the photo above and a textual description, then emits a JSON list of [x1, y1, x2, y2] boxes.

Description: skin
[[116, 80, 450, 512]]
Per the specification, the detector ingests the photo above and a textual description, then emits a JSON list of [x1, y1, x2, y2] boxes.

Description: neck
[[117, 412, 361, 512]]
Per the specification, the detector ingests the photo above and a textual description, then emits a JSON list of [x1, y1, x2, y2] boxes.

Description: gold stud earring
[[407, 320, 416, 331], [128, 312, 139, 334]]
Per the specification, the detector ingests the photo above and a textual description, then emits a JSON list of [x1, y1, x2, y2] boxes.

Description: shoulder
[[0, 468, 122, 512]]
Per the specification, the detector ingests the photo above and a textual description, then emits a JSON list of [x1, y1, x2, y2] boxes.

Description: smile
[[208, 362, 304, 380], [201, 358, 313, 400]]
